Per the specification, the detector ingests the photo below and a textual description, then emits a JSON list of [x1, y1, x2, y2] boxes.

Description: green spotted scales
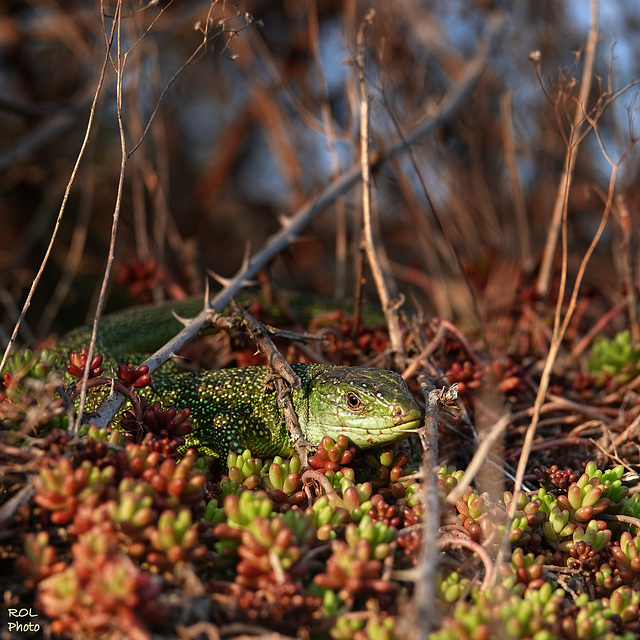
[[55, 298, 422, 458], [152, 363, 421, 457]]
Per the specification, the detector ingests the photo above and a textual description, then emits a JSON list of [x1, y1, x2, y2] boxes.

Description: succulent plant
[[36, 522, 163, 640], [588, 329, 640, 386], [34, 457, 115, 525], [1, 348, 66, 432], [308, 495, 349, 540], [345, 514, 396, 560], [308, 434, 356, 471], [340, 478, 374, 521], [313, 539, 396, 602], [16, 531, 66, 589], [147, 507, 207, 569]]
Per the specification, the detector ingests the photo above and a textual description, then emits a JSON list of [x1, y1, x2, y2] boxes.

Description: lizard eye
[[346, 392, 361, 409]]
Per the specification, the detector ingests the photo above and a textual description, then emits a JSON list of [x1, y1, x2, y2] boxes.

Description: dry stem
[[536, 0, 599, 297]]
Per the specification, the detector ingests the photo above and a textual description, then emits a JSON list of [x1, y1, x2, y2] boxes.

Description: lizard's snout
[[394, 402, 422, 430]]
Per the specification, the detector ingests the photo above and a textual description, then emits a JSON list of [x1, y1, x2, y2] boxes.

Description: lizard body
[[54, 299, 421, 458]]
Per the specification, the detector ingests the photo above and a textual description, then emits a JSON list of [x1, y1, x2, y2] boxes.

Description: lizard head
[[302, 366, 422, 448]]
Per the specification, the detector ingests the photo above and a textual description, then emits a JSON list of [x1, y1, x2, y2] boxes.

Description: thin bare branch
[[0, 7, 117, 373], [536, 0, 599, 297], [356, 10, 405, 368], [411, 377, 439, 640], [73, 0, 129, 434]]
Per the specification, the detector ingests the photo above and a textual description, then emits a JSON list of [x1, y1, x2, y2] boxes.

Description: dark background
[[1, 0, 639, 347]]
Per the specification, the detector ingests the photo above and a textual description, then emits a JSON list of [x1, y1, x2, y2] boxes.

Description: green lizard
[[54, 299, 422, 458]]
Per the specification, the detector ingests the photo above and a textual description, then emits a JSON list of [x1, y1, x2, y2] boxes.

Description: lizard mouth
[[343, 405, 423, 448], [393, 405, 422, 429], [394, 407, 422, 432]]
